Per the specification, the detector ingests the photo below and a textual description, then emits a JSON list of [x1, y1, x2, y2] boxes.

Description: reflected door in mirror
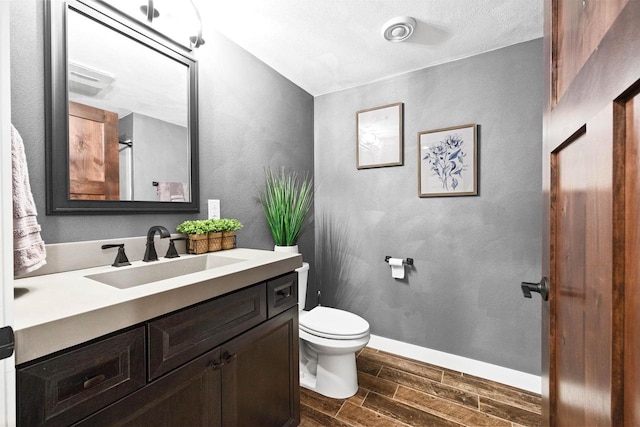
[[68, 101, 119, 200]]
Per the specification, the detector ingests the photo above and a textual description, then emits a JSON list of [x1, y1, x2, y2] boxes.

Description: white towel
[[12, 124, 46, 276]]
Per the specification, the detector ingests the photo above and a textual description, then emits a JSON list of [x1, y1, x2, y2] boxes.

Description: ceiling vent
[[381, 16, 416, 42], [68, 62, 116, 96]]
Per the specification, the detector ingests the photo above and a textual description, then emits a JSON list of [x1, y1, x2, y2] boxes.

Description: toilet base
[[300, 352, 358, 399]]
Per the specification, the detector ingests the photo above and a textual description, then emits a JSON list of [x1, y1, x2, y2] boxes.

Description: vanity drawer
[[147, 283, 267, 381], [267, 272, 298, 318], [17, 327, 146, 427]]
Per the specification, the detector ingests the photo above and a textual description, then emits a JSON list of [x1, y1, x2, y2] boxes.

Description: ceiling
[[197, 0, 544, 96]]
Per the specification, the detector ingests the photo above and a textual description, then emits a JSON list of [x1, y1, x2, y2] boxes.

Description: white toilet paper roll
[[388, 258, 405, 279]]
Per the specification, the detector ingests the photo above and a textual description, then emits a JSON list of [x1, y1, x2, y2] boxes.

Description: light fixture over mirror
[[98, 0, 205, 49], [45, 0, 200, 214]]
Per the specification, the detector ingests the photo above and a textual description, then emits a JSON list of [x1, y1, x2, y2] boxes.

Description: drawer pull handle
[[209, 361, 224, 370], [276, 288, 291, 299], [224, 353, 237, 364], [83, 374, 106, 389]]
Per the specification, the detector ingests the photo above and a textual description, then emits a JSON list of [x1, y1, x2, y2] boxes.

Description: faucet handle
[[165, 237, 187, 259], [101, 244, 131, 267]]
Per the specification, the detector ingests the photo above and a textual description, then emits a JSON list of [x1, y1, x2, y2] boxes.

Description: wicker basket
[[221, 231, 236, 250], [188, 234, 209, 254], [208, 232, 223, 252]]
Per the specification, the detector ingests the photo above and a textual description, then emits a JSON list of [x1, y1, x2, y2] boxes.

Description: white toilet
[[296, 262, 370, 399]]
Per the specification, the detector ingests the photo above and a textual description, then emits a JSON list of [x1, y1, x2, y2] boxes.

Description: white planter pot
[[274, 245, 299, 254]]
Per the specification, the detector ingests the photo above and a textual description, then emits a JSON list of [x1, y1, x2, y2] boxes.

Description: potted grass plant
[[176, 219, 209, 254], [260, 167, 313, 253]]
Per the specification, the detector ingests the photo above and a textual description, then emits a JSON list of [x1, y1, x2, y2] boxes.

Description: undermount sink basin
[[86, 254, 246, 289]]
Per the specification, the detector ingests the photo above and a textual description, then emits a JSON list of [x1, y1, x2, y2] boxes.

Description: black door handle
[[521, 277, 549, 301], [0, 326, 14, 360]]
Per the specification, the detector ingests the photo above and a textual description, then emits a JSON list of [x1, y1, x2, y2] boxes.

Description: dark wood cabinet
[[74, 348, 222, 427], [147, 284, 266, 381], [17, 274, 299, 427], [222, 306, 299, 427]]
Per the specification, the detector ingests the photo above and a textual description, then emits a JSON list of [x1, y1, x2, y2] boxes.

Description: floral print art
[[423, 133, 467, 191]]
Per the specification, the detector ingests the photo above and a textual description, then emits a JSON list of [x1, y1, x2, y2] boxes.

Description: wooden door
[[68, 101, 119, 200], [543, 1, 640, 425]]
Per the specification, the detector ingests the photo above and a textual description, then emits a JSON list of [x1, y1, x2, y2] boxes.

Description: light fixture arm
[[139, 0, 159, 23], [189, 0, 205, 48], [146, 0, 154, 22]]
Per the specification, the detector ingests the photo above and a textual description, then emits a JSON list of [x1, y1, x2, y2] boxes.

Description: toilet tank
[[296, 262, 309, 311]]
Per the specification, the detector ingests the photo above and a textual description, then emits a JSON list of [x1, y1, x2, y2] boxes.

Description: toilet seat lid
[[300, 306, 370, 340]]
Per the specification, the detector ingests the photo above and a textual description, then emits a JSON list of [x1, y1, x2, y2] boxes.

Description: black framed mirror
[[45, 0, 199, 214]]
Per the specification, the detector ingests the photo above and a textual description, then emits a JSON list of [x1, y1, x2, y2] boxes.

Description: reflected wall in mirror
[[45, 0, 199, 214]]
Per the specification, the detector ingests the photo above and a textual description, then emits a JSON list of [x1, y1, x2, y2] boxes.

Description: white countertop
[[14, 248, 302, 364]]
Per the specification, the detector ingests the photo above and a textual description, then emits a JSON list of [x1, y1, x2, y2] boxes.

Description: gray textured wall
[[9, 1, 314, 266], [314, 39, 543, 374], [131, 113, 189, 201]]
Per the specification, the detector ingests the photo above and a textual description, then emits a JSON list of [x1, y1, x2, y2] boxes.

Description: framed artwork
[[356, 102, 403, 169], [418, 123, 477, 197]]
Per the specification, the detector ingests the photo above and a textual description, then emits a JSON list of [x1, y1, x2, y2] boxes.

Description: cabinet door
[[74, 347, 222, 427], [221, 306, 299, 427]]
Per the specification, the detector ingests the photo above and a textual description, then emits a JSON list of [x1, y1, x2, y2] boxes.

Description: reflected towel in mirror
[[156, 182, 189, 202]]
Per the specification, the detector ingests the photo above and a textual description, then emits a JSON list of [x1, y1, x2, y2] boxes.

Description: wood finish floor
[[300, 347, 541, 427]]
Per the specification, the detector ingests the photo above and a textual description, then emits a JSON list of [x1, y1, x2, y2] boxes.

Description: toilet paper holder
[[384, 256, 414, 266]]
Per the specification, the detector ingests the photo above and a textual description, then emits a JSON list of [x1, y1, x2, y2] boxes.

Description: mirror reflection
[[66, 4, 191, 202]]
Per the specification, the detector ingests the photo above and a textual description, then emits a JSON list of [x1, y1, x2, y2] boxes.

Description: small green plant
[[176, 219, 209, 235], [204, 218, 224, 233], [218, 218, 243, 232], [260, 167, 313, 246]]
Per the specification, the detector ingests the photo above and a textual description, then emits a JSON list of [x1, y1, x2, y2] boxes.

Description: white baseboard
[[367, 334, 541, 394]]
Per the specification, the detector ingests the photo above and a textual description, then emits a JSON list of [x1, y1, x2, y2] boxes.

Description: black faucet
[[143, 225, 170, 262]]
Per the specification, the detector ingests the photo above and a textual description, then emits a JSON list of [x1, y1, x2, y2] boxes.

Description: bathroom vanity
[[14, 247, 301, 426]]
